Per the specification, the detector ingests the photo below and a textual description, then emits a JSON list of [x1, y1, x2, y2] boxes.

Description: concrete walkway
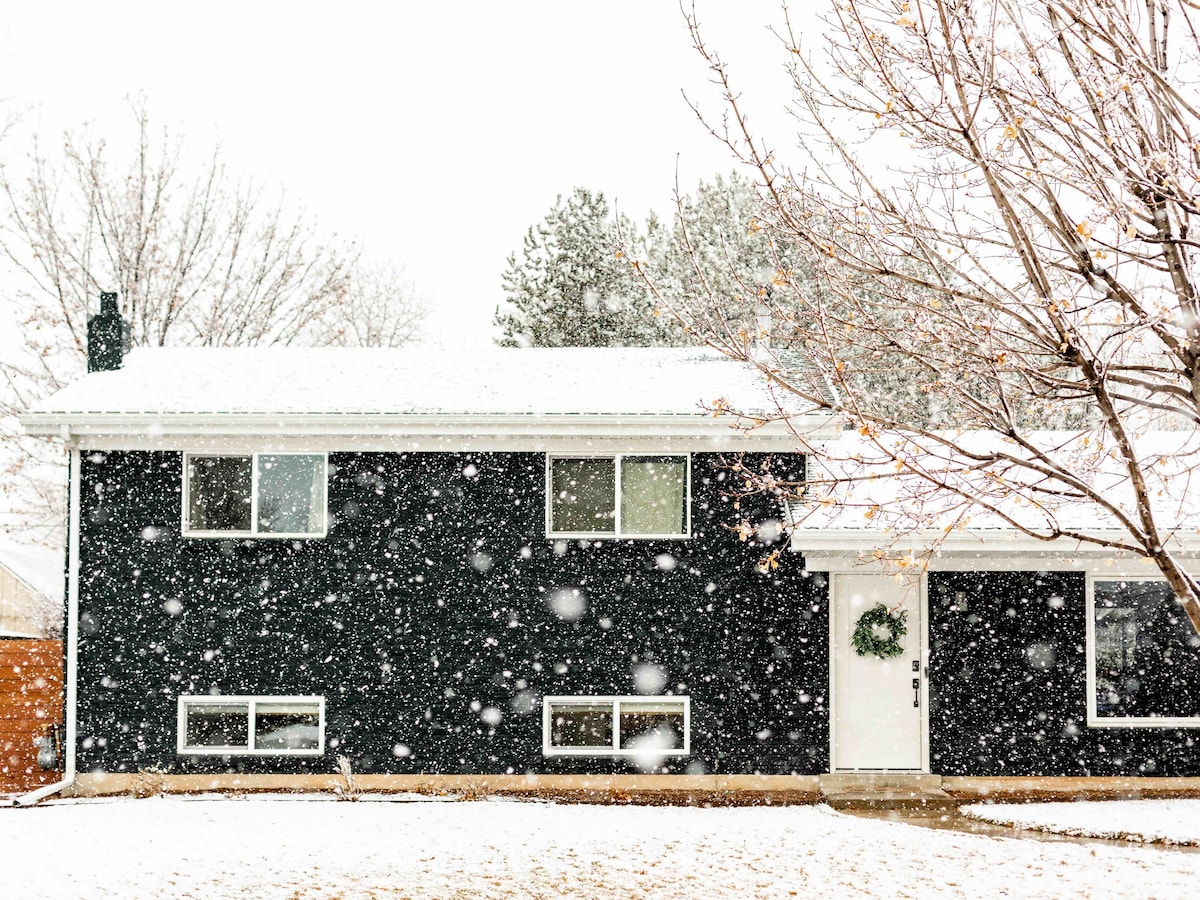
[[839, 807, 1200, 854]]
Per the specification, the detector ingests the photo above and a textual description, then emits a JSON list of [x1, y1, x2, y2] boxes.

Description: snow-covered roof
[[21, 347, 838, 448], [0, 535, 64, 603], [25, 347, 809, 416], [789, 429, 1200, 561]]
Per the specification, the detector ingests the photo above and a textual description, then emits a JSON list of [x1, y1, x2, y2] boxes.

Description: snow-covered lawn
[[3, 796, 1199, 898], [963, 798, 1200, 846]]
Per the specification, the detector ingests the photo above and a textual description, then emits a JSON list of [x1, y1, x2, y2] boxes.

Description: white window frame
[[182, 452, 329, 539], [177, 695, 326, 756], [545, 454, 691, 540], [1086, 575, 1200, 728], [541, 695, 691, 757]]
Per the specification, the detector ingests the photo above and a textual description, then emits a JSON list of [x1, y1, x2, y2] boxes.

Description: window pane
[[185, 703, 249, 747], [548, 703, 613, 748], [619, 702, 686, 750], [188, 456, 252, 532], [1094, 580, 1200, 718], [551, 458, 615, 533], [254, 702, 321, 750], [257, 455, 325, 534], [621, 456, 687, 535]]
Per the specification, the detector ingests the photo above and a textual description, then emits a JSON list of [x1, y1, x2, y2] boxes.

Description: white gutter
[[12, 447, 79, 806], [20, 410, 841, 439], [20, 413, 843, 455], [791, 526, 1200, 555]]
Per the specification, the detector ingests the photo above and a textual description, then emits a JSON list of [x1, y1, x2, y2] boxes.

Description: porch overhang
[[796, 527, 1200, 573]]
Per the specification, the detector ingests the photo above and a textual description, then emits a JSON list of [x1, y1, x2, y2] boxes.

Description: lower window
[[178, 695, 325, 755], [542, 696, 690, 756], [1089, 578, 1200, 726]]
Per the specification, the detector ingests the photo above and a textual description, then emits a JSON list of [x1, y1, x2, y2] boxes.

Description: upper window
[[1088, 578, 1200, 727], [542, 696, 690, 757], [547, 455, 689, 538], [184, 453, 327, 538], [177, 695, 325, 755]]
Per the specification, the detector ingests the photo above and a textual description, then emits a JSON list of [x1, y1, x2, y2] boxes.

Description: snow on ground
[[2, 796, 1199, 899], [964, 798, 1200, 846]]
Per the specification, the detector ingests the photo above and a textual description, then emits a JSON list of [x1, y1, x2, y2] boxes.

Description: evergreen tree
[[652, 171, 813, 350], [494, 188, 670, 347], [496, 173, 980, 430], [654, 171, 782, 311]]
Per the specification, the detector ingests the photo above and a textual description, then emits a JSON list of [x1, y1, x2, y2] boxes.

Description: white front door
[[832, 573, 925, 771]]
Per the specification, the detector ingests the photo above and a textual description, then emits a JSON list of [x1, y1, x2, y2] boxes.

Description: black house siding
[[928, 571, 1200, 776], [75, 450, 828, 776]]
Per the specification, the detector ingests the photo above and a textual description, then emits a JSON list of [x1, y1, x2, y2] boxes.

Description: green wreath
[[851, 603, 908, 659]]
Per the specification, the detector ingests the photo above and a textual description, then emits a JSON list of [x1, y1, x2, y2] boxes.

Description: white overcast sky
[[0, 2, 820, 347]]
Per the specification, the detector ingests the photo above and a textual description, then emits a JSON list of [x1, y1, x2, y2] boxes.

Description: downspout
[[12, 444, 80, 806]]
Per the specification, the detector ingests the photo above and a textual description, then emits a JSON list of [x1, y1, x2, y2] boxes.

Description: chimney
[[86, 292, 131, 373]]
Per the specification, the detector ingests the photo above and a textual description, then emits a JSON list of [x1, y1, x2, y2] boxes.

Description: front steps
[[820, 773, 957, 811]]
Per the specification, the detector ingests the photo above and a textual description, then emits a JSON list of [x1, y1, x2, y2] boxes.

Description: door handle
[[912, 677, 920, 708]]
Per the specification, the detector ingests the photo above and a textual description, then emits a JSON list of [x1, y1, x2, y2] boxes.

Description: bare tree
[[0, 101, 423, 537], [652, 0, 1200, 632], [0, 101, 360, 361], [311, 259, 427, 348]]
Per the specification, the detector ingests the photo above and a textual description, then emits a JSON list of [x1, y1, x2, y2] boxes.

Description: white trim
[[545, 454, 692, 540], [52, 433, 813, 455], [795, 528, 1200, 559], [23, 412, 841, 451], [828, 579, 838, 770], [182, 452, 328, 539], [1085, 576, 1200, 729], [802, 552, 1176, 574], [919, 574, 930, 772], [177, 695, 326, 755], [828, 573, 929, 773], [541, 696, 691, 757], [65, 450, 79, 779]]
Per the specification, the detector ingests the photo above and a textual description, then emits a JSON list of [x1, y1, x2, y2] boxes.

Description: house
[[0, 536, 63, 639], [791, 431, 1200, 782], [16, 298, 842, 800], [15, 296, 1200, 802]]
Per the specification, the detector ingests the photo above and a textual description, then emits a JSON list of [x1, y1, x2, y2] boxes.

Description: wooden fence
[[0, 639, 63, 794]]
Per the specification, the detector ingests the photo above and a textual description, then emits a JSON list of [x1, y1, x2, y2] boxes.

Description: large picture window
[[1088, 578, 1200, 726], [184, 453, 327, 537], [547, 455, 688, 538], [178, 695, 325, 755], [542, 696, 690, 756]]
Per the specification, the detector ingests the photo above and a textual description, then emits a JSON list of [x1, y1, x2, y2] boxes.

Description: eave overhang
[[20, 411, 844, 453], [795, 527, 1200, 572]]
